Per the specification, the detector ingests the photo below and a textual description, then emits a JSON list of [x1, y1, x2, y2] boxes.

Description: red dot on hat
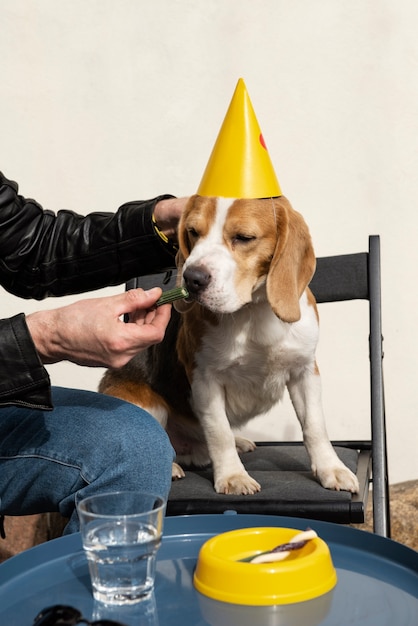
[[259, 133, 267, 149]]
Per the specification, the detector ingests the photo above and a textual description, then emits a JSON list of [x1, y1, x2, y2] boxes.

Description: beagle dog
[[99, 195, 359, 496]]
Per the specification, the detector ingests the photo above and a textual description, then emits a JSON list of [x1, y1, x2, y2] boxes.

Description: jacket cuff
[[138, 195, 178, 257], [0, 314, 53, 410]]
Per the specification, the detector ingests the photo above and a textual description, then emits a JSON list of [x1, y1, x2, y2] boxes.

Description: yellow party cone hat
[[197, 78, 282, 198]]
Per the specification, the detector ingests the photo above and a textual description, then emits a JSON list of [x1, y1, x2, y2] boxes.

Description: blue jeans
[[0, 387, 174, 534]]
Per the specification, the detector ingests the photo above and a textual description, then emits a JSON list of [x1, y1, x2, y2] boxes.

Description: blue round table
[[0, 513, 417, 625]]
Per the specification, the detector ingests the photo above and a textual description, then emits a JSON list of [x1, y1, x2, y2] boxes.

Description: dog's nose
[[183, 267, 211, 294]]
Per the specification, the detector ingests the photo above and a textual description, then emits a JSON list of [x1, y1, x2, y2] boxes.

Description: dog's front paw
[[214, 472, 261, 495], [172, 462, 185, 480], [234, 435, 256, 454], [316, 464, 359, 493]]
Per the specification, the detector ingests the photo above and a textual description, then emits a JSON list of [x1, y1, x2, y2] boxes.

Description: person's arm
[[0, 172, 187, 409], [0, 288, 172, 410], [26, 288, 171, 368], [0, 172, 184, 299]]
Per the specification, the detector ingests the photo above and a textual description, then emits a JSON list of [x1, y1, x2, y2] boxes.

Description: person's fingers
[[112, 287, 163, 320]]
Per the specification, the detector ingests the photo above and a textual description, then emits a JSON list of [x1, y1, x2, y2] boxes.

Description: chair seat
[[167, 444, 370, 524]]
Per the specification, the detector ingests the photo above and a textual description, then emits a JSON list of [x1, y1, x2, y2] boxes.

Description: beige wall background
[[1, 0, 417, 485]]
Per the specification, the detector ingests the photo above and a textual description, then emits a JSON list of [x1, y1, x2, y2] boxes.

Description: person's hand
[[153, 197, 188, 240], [26, 288, 171, 369]]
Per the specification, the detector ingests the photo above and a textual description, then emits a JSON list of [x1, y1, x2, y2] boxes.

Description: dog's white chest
[[193, 298, 318, 425]]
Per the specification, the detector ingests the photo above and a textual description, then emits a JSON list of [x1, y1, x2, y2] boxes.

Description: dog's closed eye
[[232, 233, 256, 245], [187, 227, 200, 239]]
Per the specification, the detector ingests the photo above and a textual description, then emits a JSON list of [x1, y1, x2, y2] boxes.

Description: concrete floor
[[353, 479, 418, 551], [0, 512, 67, 563]]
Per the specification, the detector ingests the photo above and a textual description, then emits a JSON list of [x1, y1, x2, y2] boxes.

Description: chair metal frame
[[309, 235, 390, 536]]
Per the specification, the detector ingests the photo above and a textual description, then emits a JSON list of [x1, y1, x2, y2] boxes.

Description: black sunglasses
[[33, 605, 127, 626]]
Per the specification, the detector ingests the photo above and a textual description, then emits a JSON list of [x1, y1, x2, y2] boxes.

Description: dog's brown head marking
[[175, 195, 316, 320]]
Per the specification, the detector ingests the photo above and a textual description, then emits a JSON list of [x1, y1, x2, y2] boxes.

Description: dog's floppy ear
[[266, 197, 316, 323]]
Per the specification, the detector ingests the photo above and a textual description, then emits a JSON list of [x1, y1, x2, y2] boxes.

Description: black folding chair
[[127, 235, 390, 537]]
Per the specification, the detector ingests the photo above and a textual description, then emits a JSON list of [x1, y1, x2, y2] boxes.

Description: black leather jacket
[[0, 172, 177, 410]]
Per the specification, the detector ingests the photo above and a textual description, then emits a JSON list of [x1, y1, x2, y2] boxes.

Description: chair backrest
[[309, 252, 369, 302]]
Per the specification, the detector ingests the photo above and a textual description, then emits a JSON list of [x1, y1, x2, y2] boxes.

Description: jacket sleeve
[[0, 172, 177, 299], [0, 172, 178, 410], [0, 314, 52, 410]]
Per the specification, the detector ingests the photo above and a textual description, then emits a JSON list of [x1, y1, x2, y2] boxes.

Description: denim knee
[[0, 388, 175, 533], [60, 391, 175, 489]]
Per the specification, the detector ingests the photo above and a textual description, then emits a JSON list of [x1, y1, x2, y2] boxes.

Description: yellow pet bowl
[[193, 527, 337, 606]]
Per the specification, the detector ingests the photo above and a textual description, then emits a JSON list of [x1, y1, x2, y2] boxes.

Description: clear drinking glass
[[77, 491, 166, 606]]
